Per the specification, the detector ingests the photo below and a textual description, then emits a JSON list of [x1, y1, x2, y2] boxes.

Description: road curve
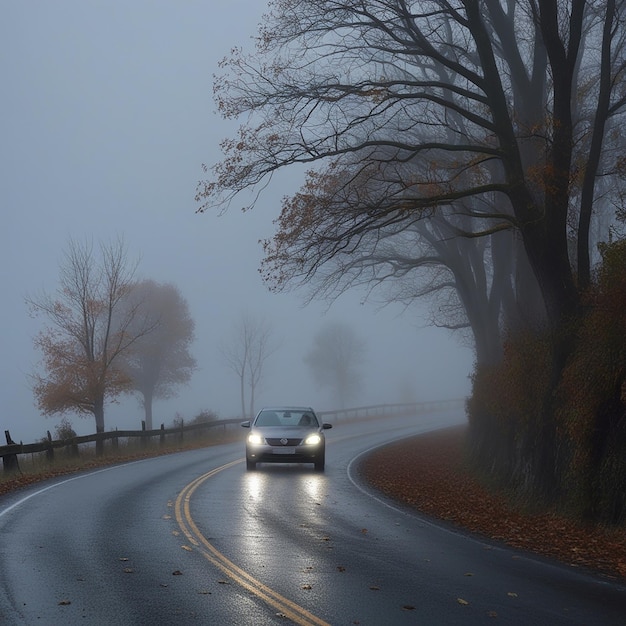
[[0, 410, 625, 625]]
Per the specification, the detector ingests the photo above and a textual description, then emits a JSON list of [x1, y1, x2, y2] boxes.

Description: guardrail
[[1, 399, 465, 474], [318, 399, 464, 423]]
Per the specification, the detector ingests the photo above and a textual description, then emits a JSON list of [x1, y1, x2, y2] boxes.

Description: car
[[241, 406, 332, 471]]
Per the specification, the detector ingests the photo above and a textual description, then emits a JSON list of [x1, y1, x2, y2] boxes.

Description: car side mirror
[[241, 421, 251, 428], [322, 423, 333, 429]]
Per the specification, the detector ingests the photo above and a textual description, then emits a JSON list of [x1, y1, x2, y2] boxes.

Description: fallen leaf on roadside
[[172, 570, 183, 576], [457, 598, 469, 605], [301, 584, 312, 590], [337, 565, 346, 572], [402, 605, 416, 610], [181, 545, 192, 551], [507, 592, 518, 598], [123, 568, 134, 574], [119, 557, 129, 562], [369, 586, 380, 591], [58, 599, 71, 606]]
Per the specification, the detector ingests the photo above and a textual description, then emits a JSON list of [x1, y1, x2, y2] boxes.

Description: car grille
[[265, 437, 302, 446]]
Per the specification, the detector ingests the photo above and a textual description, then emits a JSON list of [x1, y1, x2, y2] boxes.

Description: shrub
[[54, 417, 77, 440], [555, 239, 626, 523], [189, 410, 218, 424]]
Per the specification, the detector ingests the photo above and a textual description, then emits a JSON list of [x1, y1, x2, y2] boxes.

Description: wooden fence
[[1, 399, 465, 474], [0, 419, 241, 474]]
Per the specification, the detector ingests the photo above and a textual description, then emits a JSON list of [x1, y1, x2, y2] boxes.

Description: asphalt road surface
[[1, 410, 625, 625]]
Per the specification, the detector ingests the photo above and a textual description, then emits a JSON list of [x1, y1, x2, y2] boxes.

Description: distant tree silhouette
[[220, 312, 278, 418], [118, 280, 197, 430], [304, 321, 366, 409]]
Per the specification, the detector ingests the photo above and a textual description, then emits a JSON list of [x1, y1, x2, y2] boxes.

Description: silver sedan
[[241, 406, 332, 471]]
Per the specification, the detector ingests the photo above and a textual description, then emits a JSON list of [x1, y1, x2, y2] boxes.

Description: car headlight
[[304, 434, 322, 445], [248, 433, 264, 445]]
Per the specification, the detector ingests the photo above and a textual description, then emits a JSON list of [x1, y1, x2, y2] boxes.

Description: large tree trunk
[[523, 225, 579, 327]]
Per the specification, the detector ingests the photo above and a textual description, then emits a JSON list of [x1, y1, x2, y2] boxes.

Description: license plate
[[272, 447, 296, 454]]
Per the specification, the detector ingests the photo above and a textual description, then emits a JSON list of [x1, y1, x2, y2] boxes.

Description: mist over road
[[1, 412, 624, 625]]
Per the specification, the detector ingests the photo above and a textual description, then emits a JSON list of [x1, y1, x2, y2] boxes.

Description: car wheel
[[246, 459, 256, 471], [314, 456, 325, 471]]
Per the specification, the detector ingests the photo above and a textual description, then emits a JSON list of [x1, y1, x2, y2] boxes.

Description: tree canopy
[[199, 0, 626, 334], [117, 280, 197, 430], [27, 238, 153, 447]]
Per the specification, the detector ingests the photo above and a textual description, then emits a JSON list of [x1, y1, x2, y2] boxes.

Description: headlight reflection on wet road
[[244, 470, 264, 501]]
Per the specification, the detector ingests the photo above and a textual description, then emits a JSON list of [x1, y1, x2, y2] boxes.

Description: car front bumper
[[246, 443, 324, 463]]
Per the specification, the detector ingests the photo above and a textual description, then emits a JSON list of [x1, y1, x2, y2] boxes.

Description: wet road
[[1, 411, 625, 625]]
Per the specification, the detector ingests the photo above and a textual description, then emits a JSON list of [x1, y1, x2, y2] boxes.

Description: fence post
[[179, 419, 184, 444], [68, 436, 79, 458], [112, 428, 119, 451], [3, 430, 20, 474], [45, 431, 54, 462], [141, 421, 147, 448], [160, 424, 165, 446]]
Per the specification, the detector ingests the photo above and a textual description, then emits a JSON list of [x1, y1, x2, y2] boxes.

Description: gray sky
[[1, 1, 473, 442]]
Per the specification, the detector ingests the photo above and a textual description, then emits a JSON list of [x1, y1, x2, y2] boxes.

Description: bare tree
[[27, 237, 154, 452], [220, 313, 278, 418], [304, 321, 366, 409], [118, 280, 197, 430]]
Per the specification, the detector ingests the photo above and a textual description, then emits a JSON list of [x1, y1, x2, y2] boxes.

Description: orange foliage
[[33, 328, 132, 417]]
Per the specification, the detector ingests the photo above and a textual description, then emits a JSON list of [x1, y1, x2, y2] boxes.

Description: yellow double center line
[[174, 459, 330, 626]]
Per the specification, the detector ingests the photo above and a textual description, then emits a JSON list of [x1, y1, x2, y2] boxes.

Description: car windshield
[[255, 409, 319, 428]]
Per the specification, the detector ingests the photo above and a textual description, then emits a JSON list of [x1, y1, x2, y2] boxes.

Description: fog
[[1, 1, 473, 443]]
